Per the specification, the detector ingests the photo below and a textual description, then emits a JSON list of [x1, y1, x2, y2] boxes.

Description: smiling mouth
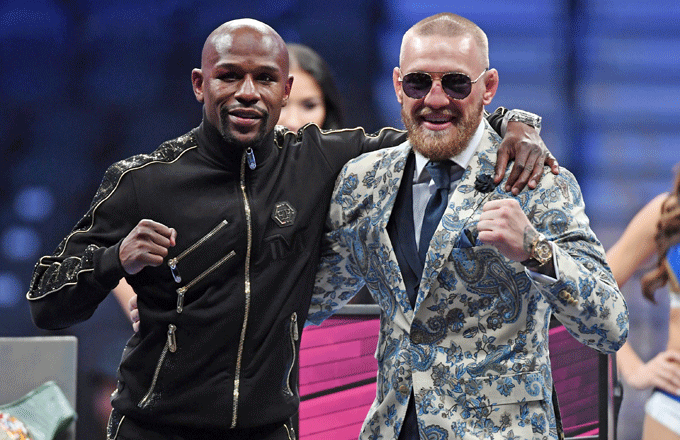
[[225, 108, 266, 130], [418, 108, 458, 125], [420, 114, 457, 131], [230, 109, 263, 119]]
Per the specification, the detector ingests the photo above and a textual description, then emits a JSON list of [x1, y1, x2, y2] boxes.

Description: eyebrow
[[215, 63, 282, 75]]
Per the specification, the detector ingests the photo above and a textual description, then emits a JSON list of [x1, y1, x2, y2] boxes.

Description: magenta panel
[[299, 316, 602, 439]]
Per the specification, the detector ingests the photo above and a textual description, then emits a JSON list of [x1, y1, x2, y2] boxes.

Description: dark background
[[1, 0, 678, 438]]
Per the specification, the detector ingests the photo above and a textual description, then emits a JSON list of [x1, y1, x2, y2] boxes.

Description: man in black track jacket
[[27, 18, 556, 440]]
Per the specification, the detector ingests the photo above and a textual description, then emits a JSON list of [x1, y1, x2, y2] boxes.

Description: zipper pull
[[246, 148, 256, 170], [167, 324, 177, 353], [291, 313, 299, 341], [168, 258, 182, 283], [176, 288, 186, 313]]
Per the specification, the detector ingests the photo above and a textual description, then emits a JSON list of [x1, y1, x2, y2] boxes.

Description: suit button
[[559, 290, 570, 300], [411, 333, 423, 345], [398, 385, 409, 395]]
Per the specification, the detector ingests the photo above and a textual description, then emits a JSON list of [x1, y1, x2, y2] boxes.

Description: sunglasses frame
[[398, 67, 489, 100]]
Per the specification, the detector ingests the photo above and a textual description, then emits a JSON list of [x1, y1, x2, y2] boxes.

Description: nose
[[422, 79, 450, 108], [235, 75, 260, 105]]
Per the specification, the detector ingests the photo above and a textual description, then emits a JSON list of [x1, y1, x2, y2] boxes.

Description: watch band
[[502, 109, 542, 135]]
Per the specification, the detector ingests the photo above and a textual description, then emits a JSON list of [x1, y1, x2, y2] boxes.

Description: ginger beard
[[401, 100, 483, 161]]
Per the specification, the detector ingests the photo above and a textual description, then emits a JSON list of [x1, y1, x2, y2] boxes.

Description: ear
[[191, 69, 203, 103], [191, 68, 204, 103], [481, 68, 498, 105], [282, 74, 294, 107], [392, 67, 404, 105]]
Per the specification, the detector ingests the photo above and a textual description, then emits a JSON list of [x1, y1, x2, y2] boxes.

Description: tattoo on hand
[[523, 226, 538, 254]]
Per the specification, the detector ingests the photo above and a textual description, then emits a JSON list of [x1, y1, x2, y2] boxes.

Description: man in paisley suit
[[308, 13, 629, 440]]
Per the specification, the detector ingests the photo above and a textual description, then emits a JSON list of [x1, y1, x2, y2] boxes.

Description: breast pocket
[[166, 219, 240, 313]]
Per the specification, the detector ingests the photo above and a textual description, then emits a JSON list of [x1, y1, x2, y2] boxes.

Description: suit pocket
[[461, 371, 546, 408]]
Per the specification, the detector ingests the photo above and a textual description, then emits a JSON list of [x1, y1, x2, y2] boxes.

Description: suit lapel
[[366, 142, 417, 316], [416, 122, 501, 308]]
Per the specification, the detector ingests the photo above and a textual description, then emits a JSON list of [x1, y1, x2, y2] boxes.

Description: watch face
[[534, 240, 552, 263]]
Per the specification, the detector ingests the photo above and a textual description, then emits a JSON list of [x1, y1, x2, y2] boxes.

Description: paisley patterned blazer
[[308, 121, 629, 440]]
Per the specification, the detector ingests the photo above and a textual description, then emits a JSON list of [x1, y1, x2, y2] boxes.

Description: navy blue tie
[[418, 161, 452, 265]]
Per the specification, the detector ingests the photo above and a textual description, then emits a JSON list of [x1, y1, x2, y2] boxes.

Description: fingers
[[503, 148, 528, 194], [633, 351, 680, 393], [506, 146, 544, 195], [128, 294, 140, 332], [499, 121, 560, 193], [658, 351, 680, 393], [546, 154, 560, 175], [138, 219, 177, 248], [120, 219, 177, 275], [128, 293, 137, 312], [494, 147, 510, 183]]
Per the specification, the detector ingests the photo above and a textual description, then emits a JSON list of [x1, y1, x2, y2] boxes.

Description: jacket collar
[[195, 113, 276, 171]]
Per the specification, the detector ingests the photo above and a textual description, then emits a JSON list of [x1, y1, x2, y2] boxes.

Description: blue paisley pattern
[[308, 121, 628, 439]]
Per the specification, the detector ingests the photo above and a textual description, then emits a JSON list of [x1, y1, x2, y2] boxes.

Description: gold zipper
[[175, 250, 237, 313], [284, 312, 299, 396], [284, 421, 296, 440], [167, 220, 229, 283], [138, 324, 176, 407], [231, 150, 253, 428]]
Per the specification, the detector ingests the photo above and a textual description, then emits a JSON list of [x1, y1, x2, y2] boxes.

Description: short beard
[[218, 106, 269, 150], [402, 102, 483, 161]]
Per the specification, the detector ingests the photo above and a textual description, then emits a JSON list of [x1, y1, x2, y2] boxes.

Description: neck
[[196, 116, 275, 169]]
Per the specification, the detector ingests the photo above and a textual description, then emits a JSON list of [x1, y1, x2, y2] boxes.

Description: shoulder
[[343, 141, 409, 173], [96, 129, 198, 205]]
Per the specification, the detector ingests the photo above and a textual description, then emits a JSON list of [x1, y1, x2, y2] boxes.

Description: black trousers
[[397, 393, 419, 440], [107, 409, 295, 440]]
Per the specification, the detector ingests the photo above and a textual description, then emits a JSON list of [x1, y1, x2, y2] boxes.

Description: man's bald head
[[202, 19, 289, 76], [399, 13, 489, 69]]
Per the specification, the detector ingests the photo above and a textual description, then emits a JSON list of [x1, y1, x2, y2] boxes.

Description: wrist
[[501, 109, 542, 136], [521, 233, 552, 268]]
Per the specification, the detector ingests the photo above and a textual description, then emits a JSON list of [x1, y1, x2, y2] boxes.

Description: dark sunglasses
[[398, 68, 489, 100]]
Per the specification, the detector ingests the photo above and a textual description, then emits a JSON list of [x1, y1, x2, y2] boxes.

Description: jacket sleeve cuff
[[93, 240, 127, 290], [485, 106, 508, 136]]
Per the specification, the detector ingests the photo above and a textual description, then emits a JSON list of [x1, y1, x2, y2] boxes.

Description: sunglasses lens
[[402, 73, 432, 99], [442, 73, 472, 100]]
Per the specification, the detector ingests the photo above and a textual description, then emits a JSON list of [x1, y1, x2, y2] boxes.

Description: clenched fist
[[119, 219, 177, 275]]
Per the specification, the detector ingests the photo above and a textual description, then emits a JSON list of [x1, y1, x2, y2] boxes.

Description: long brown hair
[[641, 167, 680, 302]]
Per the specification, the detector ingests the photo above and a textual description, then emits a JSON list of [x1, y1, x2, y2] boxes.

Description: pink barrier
[[299, 316, 601, 439]]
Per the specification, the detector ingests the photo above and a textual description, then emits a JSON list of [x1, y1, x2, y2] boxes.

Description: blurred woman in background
[[607, 166, 680, 440], [278, 43, 344, 131]]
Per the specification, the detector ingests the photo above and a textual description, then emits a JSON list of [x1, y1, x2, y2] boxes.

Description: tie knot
[[425, 161, 451, 190]]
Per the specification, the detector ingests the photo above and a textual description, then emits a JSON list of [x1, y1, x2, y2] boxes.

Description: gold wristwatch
[[521, 233, 552, 268]]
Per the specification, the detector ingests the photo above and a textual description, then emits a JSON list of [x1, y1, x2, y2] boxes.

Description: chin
[[409, 127, 466, 161]]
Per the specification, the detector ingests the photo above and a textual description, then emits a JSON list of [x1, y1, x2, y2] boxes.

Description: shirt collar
[[413, 119, 485, 182]]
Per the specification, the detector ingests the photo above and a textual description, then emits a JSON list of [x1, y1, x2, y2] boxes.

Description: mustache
[[417, 108, 459, 119]]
